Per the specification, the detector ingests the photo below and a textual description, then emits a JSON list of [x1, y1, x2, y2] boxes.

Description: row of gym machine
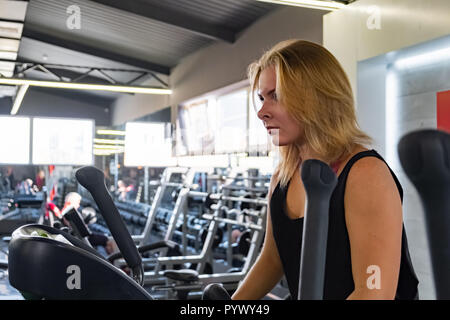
[[8, 165, 273, 300]]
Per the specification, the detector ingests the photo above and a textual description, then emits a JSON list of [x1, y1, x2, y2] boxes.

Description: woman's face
[[256, 66, 303, 146]]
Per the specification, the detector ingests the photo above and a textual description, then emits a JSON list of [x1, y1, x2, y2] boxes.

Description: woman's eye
[[258, 94, 264, 102], [271, 92, 277, 101]]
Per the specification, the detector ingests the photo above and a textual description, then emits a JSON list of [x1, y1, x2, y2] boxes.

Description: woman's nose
[[257, 103, 272, 120]]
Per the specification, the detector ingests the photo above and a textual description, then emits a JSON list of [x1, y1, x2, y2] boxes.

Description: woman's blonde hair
[[248, 39, 372, 187]]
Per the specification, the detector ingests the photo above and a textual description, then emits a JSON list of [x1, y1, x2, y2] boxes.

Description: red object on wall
[[437, 90, 450, 133]]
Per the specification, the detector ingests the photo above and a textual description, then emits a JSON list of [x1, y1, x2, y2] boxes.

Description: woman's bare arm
[[345, 157, 403, 299], [232, 174, 284, 300]]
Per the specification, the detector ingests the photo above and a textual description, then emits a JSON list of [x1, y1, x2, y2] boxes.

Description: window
[[124, 122, 174, 167], [215, 89, 248, 154], [32, 117, 93, 165], [0, 116, 30, 164], [176, 85, 272, 157], [177, 100, 215, 155]]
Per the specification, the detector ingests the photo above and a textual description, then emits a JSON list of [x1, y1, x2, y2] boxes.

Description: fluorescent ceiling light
[[394, 47, 450, 70], [93, 138, 125, 145], [0, 78, 172, 95], [0, 61, 14, 72], [256, 0, 346, 10], [0, 71, 12, 77], [0, 38, 20, 52], [0, 1, 28, 22], [94, 150, 124, 155], [10, 85, 29, 115], [385, 68, 399, 166], [94, 144, 125, 150], [0, 51, 17, 60], [0, 21, 23, 39], [96, 129, 126, 136]]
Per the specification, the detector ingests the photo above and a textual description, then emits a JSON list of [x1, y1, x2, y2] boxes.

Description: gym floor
[[0, 241, 22, 300]]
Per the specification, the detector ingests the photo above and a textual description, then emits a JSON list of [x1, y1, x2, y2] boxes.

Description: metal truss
[[0, 61, 169, 89]]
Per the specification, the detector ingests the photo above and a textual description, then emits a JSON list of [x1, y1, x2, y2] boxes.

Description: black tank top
[[270, 149, 419, 300]]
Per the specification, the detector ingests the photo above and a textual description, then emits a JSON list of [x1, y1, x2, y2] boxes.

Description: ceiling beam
[[18, 64, 117, 85], [22, 27, 171, 75], [88, 0, 235, 43]]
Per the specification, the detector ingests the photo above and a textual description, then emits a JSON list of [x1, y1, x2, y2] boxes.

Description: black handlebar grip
[[398, 129, 450, 299], [202, 283, 231, 300], [75, 166, 142, 271], [298, 159, 337, 300], [62, 206, 91, 239]]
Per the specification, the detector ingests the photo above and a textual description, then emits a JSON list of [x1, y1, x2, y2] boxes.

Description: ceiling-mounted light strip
[[94, 150, 124, 156], [0, 1, 28, 21], [96, 129, 126, 136], [94, 144, 125, 150], [93, 138, 125, 145], [94, 151, 113, 156], [0, 78, 172, 95], [394, 47, 450, 70], [93, 148, 124, 152], [256, 0, 346, 10], [0, 51, 17, 60], [0, 38, 20, 52], [94, 151, 114, 156], [10, 84, 29, 115], [0, 71, 12, 77], [0, 21, 23, 39], [0, 61, 14, 72]]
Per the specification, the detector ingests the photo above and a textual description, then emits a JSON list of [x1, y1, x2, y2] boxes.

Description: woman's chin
[[270, 136, 288, 146]]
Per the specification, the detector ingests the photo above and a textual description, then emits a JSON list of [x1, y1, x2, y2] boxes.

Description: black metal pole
[[298, 159, 337, 300], [398, 129, 450, 299]]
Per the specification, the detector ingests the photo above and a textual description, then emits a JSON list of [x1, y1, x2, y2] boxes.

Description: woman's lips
[[266, 127, 279, 135]]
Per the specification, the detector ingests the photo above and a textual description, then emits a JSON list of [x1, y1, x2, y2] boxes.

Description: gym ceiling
[[0, 0, 278, 107]]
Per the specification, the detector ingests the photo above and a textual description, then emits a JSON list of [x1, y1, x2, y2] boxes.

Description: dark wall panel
[[1, 88, 113, 126]]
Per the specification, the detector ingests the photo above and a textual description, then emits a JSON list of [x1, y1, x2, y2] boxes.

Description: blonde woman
[[232, 40, 418, 300]]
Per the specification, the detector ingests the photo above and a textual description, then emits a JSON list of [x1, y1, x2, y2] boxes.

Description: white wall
[[324, 0, 450, 101], [357, 55, 387, 157], [110, 86, 169, 127], [16, 88, 111, 126], [111, 6, 326, 126]]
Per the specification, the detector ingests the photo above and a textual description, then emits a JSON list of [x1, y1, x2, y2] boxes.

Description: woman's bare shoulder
[[335, 145, 371, 176], [346, 152, 397, 196]]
